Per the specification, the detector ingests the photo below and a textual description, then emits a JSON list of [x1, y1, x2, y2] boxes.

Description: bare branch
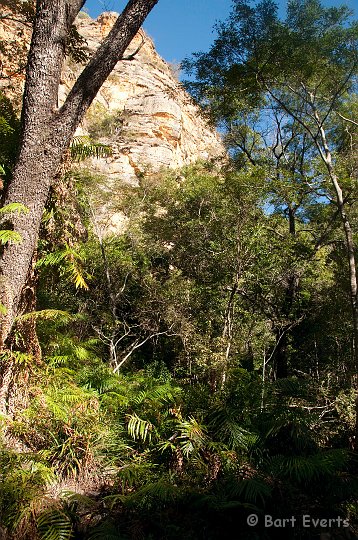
[[337, 112, 358, 127], [122, 32, 145, 61]]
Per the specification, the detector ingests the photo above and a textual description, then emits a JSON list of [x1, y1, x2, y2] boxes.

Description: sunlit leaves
[[37, 244, 90, 290], [0, 229, 22, 244], [127, 413, 155, 443]]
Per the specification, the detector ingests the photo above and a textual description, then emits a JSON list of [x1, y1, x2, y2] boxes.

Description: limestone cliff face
[[59, 12, 224, 186]]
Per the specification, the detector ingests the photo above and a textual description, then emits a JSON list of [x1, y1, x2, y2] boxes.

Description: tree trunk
[[313, 114, 358, 371], [0, 0, 159, 348], [273, 205, 299, 379], [312, 108, 358, 449]]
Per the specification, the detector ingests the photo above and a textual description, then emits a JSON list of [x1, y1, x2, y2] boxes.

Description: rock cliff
[[0, 10, 225, 229], [64, 12, 224, 186]]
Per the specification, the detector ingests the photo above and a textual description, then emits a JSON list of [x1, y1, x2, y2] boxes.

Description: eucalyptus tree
[[0, 0, 159, 348], [184, 0, 358, 370]]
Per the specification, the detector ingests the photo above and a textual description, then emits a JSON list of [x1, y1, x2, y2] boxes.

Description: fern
[[70, 136, 112, 161], [178, 417, 207, 457], [132, 383, 181, 406], [47, 355, 72, 367], [0, 229, 22, 244], [8, 351, 33, 366], [0, 202, 29, 215], [37, 245, 90, 290], [127, 413, 155, 443], [209, 406, 259, 452], [36, 507, 73, 540], [16, 309, 76, 324], [0, 202, 29, 245], [120, 477, 180, 507], [88, 520, 127, 540], [115, 459, 157, 491], [0, 449, 55, 534], [232, 475, 272, 504], [264, 449, 350, 484]]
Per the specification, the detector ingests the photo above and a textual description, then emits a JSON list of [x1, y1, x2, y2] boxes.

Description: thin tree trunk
[[0, 0, 159, 347], [310, 105, 358, 449], [311, 108, 358, 371], [273, 203, 299, 379]]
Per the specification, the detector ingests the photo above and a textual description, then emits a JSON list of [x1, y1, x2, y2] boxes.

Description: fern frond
[[132, 383, 181, 406], [264, 449, 349, 484], [209, 406, 258, 451], [70, 136, 112, 161], [88, 520, 125, 540], [60, 490, 96, 508], [178, 416, 207, 457], [126, 477, 179, 504], [15, 309, 76, 324], [116, 460, 157, 490], [233, 475, 272, 504], [0, 229, 22, 244], [10, 351, 33, 366], [0, 202, 29, 215], [68, 261, 89, 289], [47, 356, 71, 367], [36, 507, 73, 540], [127, 413, 155, 443], [37, 245, 91, 290]]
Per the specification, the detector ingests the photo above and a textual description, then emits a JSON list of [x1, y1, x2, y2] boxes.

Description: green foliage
[[85, 104, 124, 139], [70, 136, 112, 162], [0, 229, 22, 244], [37, 508, 73, 540], [0, 93, 20, 178], [127, 413, 155, 443], [0, 447, 55, 537], [0, 202, 29, 215], [37, 244, 90, 290], [0, 202, 29, 244]]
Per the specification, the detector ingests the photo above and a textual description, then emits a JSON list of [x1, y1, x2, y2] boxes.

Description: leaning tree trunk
[[0, 0, 159, 348]]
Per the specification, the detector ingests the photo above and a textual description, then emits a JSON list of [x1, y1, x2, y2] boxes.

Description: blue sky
[[83, 0, 357, 63]]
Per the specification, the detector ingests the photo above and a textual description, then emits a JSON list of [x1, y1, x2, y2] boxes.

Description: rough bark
[[0, 0, 159, 347]]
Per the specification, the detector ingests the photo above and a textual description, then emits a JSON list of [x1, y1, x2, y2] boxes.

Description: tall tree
[[0, 0, 159, 347], [184, 0, 358, 368]]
